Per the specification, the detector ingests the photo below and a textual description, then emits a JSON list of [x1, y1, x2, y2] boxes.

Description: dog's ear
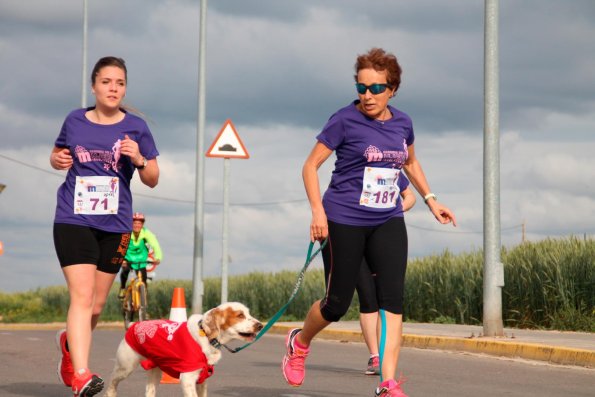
[[202, 308, 220, 339]]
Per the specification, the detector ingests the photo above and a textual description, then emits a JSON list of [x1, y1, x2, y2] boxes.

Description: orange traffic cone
[[161, 287, 188, 384], [168, 287, 188, 322]]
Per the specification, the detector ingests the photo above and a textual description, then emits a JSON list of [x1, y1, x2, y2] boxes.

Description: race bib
[[74, 176, 119, 215], [359, 167, 400, 209]]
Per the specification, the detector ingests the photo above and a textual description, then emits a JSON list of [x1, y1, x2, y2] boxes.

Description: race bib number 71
[[74, 176, 119, 215]]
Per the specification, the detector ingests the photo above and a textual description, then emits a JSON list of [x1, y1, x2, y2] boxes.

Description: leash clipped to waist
[[223, 239, 327, 353]]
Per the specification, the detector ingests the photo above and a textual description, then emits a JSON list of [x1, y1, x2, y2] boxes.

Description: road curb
[[0, 322, 122, 331], [3, 322, 592, 368], [268, 324, 595, 368]]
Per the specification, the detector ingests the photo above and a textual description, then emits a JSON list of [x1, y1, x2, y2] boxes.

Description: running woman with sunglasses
[[282, 48, 456, 397], [51, 56, 160, 397]]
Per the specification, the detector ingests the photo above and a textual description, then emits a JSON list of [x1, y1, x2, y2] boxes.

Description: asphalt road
[[0, 329, 592, 397]]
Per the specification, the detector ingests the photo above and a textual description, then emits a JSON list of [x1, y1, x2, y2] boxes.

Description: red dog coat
[[125, 320, 214, 383]]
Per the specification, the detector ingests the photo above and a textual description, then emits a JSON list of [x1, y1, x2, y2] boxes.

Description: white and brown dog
[[105, 302, 263, 397]]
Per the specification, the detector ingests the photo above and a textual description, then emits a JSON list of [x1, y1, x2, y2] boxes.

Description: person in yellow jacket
[[118, 212, 162, 299]]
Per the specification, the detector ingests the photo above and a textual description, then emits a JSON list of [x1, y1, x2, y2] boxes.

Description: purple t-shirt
[[317, 101, 414, 226], [53, 108, 159, 233]]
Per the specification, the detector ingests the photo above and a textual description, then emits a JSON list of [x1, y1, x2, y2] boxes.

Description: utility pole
[[81, 0, 88, 108], [483, 0, 504, 337], [191, 0, 208, 314], [522, 220, 526, 243]]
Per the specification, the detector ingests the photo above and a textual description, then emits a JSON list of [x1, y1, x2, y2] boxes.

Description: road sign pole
[[221, 158, 230, 303], [206, 119, 250, 305]]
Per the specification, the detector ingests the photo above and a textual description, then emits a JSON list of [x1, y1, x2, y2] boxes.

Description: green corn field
[[0, 236, 593, 331]]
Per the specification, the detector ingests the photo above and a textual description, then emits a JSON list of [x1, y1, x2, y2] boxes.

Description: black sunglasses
[[355, 83, 390, 95]]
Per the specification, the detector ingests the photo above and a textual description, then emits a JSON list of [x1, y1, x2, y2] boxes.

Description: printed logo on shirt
[[74, 138, 123, 172], [134, 321, 160, 343], [134, 320, 183, 344], [363, 139, 408, 168]]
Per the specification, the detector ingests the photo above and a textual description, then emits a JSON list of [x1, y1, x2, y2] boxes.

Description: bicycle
[[120, 261, 150, 330]]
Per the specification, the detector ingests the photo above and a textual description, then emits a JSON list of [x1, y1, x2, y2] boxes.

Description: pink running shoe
[[365, 354, 380, 375], [282, 328, 310, 386], [71, 369, 104, 397], [373, 378, 409, 397], [56, 329, 74, 387]]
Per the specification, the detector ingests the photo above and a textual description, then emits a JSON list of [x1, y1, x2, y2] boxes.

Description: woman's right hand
[[310, 209, 328, 242], [50, 147, 73, 170]]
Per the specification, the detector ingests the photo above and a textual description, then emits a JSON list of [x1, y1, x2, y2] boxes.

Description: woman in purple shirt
[[50, 56, 159, 397], [282, 48, 456, 397]]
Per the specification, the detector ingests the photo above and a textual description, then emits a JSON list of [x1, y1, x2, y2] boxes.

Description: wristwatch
[[423, 193, 437, 203], [137, 157, 147, 170]]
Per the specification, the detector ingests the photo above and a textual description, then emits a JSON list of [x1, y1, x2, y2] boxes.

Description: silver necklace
[[374, 107, 390, 124]]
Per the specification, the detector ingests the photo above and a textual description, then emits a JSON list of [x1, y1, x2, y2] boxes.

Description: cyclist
[[118, 212, 162, 299]]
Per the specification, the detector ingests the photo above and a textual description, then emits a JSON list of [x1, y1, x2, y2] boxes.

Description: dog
[[105, 302, 263, 397]]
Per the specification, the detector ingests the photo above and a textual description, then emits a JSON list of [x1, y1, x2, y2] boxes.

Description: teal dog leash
[[222, 239, 327, 353]]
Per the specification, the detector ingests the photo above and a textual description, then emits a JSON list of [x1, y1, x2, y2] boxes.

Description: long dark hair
[[89, 56, 149, 120], [91, 56, 127, 85]]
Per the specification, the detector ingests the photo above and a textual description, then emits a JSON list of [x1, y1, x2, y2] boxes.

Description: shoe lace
[[372, 355, 380, 367], [288, 348, 307, 370], [395, 373, 408, 387], [375, 375, 409, 397], [289, 357, 305, 372], [63, 356, 74, 372], [389, 375, 409, 397], [61, 339, 74, 372]]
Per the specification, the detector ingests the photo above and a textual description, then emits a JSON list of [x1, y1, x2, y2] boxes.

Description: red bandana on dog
[[125, 320, 214, 383]]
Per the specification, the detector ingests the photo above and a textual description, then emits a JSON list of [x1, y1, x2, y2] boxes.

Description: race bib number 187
[[74, 176, 119, 215]]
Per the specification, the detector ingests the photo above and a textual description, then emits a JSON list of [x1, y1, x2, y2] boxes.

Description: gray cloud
[[1, 1, 594, 292]]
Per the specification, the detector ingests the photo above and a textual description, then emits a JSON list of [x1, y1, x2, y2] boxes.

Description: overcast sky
[[0, 0, 594, 293]]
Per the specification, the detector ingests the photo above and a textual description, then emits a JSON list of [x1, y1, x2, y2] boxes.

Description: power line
[[0, 153, 63, 176], [0, 152, 307, 206], [408, 223, 522, 234], [0, 152, 525, 234]]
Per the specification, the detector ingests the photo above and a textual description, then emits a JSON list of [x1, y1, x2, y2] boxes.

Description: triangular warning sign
[[206, 119, 249, 159]]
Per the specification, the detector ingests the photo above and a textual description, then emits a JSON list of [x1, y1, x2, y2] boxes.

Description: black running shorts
[[53, 223, 131, 274]]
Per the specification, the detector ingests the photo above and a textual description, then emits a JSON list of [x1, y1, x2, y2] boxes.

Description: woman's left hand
[[120, 134, 144, 167], [428, 201, 457, 226]]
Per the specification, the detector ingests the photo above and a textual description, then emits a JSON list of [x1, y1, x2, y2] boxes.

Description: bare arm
[[302, 142, 333, 242], [50, 146, 73, 170], [136, 159, 159, 188], [120, 135, 159, 188], [403, 143, 456, 226], [400, 187, 416, 212]]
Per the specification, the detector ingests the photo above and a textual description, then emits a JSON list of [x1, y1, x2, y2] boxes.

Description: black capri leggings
[[320, 217, 408, 322], [356, 259, 379, 313]]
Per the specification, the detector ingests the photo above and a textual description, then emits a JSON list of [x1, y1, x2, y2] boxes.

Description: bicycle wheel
[[124, 291, 134, 330], [138, 284, 148, 322]]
